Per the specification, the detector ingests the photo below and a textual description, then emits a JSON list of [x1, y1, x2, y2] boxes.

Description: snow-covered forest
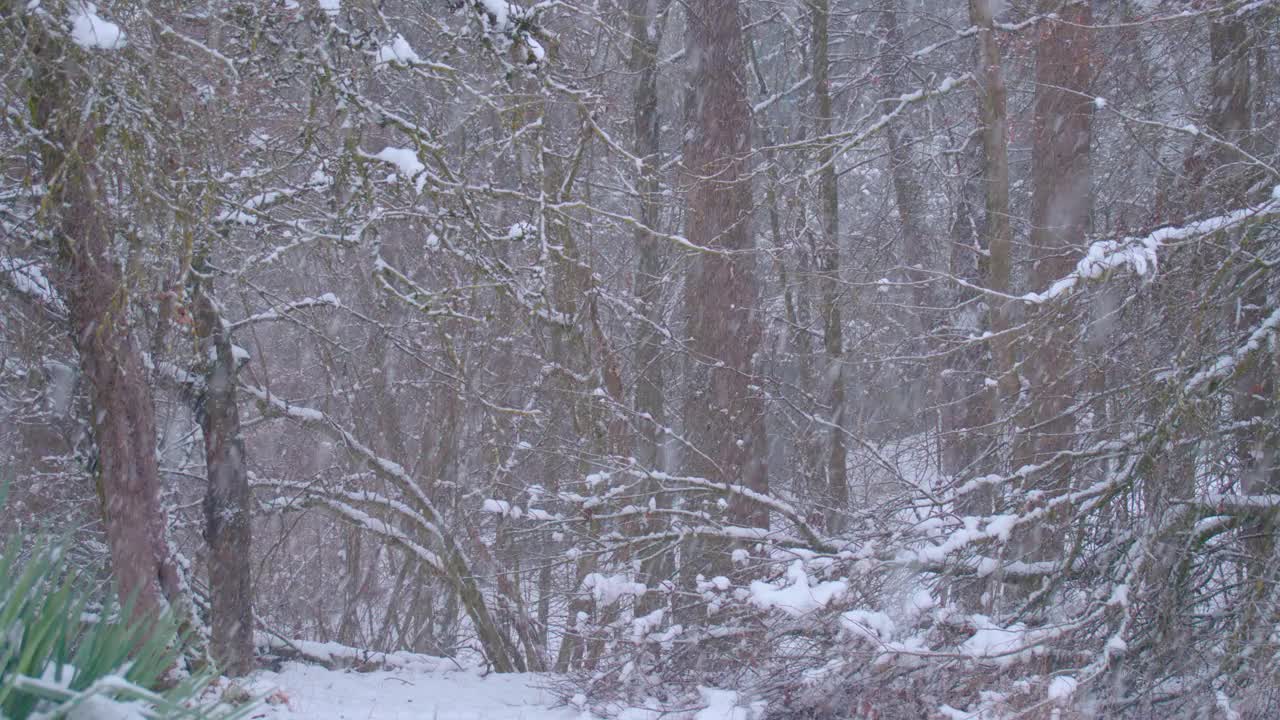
[[1, 0, 1278, 717]]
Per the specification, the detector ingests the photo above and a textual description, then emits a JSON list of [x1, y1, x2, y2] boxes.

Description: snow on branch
[[776, 73, 971, 175], [547, 200, 727, 256], [228, 293, 341, 330], [372, 253, 480, 321], [1184, 306, 1280, 394], [241, 383, 446, 540], [256, 633, 457, 672], [253, 476, 446, 544], [0, 256, 65, 314], [1182, 494, 1280, 519], [627, 469, 836, 552], [461, 0, 549, 69], [214, 189, 300, 226], [1021, 188, 1280, 305], [749, 560, 847, 617], [315, 495, 446, 574], [69, 2, 126, 50], [1200, 493, 1280, 510], [582, 572, 647, 607], [365, 147, 428, 194]]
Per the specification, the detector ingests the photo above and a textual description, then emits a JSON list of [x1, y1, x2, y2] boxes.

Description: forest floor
[[241, 661, 579, 720]]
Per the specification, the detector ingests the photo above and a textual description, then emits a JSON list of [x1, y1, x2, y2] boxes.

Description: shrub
[[0, 482, 248, 719]]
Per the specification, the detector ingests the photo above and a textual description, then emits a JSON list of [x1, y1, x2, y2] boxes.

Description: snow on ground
[[237, 660, 761, 720], [235, 638, 754, 719], [247, 661, 577, 720]]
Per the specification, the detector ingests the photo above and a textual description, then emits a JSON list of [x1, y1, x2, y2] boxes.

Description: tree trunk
[[192, 290, 255, 676], [676, 0, 767, 630], [878, 0, 936, 419], [1199, 10, 1254, 210], [1214, 14, 1275, 669], [811, 0, 849, 534], [30, 26, 183, 627], [631, 0, 676, 616], [682, 0, 768, 528], [1003, 1, 1096, 587], [956, 0, 1016, 613], [1018, 1, 1095, 486], [968, 0, 1016, 430], [939, 133, 990, 487]]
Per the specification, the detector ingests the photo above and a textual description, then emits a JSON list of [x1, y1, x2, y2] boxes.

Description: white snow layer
[[244, 660, 761, 719], [477, 0, 511, 33], [247, 661, 576, 719], [694, 687, 764, 720], [1021, 187, 1280, 305], [373, 146, 426, 193], [840, 608, 896, 642], [376, 34, 421, 67], [1, 256, 63, 310], [1048, 675, 1078, 703], [67, 695, 146, 720], [748, 560, 847, 617], [70, 3, 126, 50], [582, 572, 646, 607]]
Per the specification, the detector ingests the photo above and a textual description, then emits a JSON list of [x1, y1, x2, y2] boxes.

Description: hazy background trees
[[2, 0, 1278, 717]]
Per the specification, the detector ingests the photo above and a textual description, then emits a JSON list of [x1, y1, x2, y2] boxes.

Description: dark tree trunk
[[682, 0, 768, 528], [878, 0, 936, 418], [1018, 1, 1095, 484], [969, 0, 1016, 427], [676, 0, 767, 625], [192, 291, 255, 676], [939, 135, 990, 487], [812, 0, 849, 534], [1011, 1, 1096, 579]]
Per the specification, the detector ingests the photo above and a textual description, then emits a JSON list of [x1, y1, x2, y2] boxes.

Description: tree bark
[[955, 0, 1016, 612], [939, 135, 990, 487], [682, 0, 768, 528], [878, 0, 935, 373], [676, 0, 768, 628], [968, 0, 1016, 428], [1214, 14, 1275, 667], [1018, 1, 1095, 486], [1002, 1, 1097, 586], [631, 0, 676, 616], [29, 23, 183, 627], [192, 289, 255, 676], [810, 0, 849, 535]]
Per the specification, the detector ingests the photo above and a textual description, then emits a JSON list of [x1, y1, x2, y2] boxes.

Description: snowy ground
[[246, 661, 579, 720], [235, 660, 759, 720]]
